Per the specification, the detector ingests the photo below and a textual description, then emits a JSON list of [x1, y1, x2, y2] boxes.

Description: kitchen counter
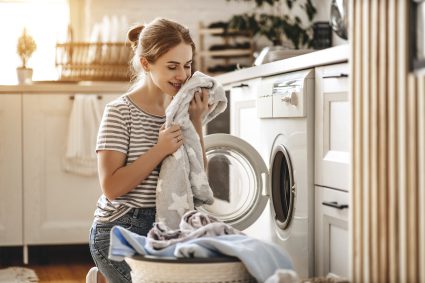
[[215, 44, 349, 85], [0, 81, 129, 94]]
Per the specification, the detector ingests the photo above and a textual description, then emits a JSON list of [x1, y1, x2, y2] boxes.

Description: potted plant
[[226, 0, 316, 63], [16, 28, 37, 84]]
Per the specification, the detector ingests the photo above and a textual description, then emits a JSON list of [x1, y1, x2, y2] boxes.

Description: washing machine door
[[270, 142, 296, 231], [200, 133, 269, 230]]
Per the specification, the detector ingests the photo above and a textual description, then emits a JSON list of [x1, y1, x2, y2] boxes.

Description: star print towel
[[156, 71, 227, 229]]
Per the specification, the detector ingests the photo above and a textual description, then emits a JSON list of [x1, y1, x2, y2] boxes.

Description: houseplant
[[226, 0, 317, 49], [16, 28, 37, 84]]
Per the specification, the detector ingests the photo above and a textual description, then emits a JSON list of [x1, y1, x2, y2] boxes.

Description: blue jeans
[[89, 208, 156, 283]]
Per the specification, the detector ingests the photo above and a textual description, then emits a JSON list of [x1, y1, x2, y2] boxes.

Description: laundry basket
[[125, 255, 256, 283]]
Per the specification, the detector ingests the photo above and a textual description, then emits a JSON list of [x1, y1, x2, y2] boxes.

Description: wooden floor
[[0, 245, 93, 282]]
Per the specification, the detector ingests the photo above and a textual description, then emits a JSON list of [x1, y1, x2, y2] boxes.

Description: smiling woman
[[0, 0, 69, 84]]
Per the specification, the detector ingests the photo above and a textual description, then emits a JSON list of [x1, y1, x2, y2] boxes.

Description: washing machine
[[201, 69, 315, 278]]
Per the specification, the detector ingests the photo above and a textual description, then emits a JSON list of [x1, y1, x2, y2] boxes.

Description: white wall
[[83, 0, 254, 43], [82, 0, 348, 49]]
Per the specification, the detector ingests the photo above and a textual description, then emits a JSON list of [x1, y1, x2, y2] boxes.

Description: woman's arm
[[98, 124, 183, 200], [189, 89, 210, 170]]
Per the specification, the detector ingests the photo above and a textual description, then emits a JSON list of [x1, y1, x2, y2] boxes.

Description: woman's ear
[[140, 57, 150, 72]]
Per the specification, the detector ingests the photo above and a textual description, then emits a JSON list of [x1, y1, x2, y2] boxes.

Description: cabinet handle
[[323, 73, 349, 79], [69, 95, 102, 100], [232, 83, 249, 88], [322, 201, 349, 209]]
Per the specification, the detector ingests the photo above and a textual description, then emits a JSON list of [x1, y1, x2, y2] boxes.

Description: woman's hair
[[127, 18, 196, 87]]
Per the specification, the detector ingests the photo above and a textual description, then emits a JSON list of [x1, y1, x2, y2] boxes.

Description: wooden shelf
[[196, 22, 254, 73], [199, 49, 253, 57], [199, 28, 251, 36]]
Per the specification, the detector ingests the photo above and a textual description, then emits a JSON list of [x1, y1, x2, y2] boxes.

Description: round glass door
[[200, 134, 268, 230], [270, 143, 295, 230]]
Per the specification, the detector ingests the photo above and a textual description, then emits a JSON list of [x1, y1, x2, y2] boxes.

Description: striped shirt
[[94, 94, 165, 222]]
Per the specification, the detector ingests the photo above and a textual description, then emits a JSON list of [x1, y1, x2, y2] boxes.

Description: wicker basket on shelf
[[125, 255, 256, 283], [55, 42, 132, 81]]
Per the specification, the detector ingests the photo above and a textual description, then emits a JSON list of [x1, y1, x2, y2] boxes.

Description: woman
[[87, 18, 209, 283]]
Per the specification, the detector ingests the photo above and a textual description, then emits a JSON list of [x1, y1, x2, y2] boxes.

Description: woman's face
[[148, 42, 193, 96]]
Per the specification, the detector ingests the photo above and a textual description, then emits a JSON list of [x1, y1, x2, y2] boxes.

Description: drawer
[[315, 185, 349, 277]]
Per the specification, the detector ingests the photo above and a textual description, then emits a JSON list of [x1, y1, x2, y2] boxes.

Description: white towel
[[63, 94, 102, 176], [156, 71, 227, 229]]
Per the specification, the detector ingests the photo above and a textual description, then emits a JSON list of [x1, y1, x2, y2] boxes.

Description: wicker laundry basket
[[125, 255, 256, 283]]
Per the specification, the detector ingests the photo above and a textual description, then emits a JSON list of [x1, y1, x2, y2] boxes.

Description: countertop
[[215, 44, 349, 85], [0, 81, 129, 94], [0, 44, 349, 94]]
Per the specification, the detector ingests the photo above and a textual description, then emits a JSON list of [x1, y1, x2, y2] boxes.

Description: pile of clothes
[[109, 210, 293, 283]]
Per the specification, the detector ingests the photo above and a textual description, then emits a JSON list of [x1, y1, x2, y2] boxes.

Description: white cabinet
[[315, 186, 349, 277], [315, 63, 350, 191], [314, 63, 350, 278], [0, 95, 23, 246], [22, 94, 118, 245]]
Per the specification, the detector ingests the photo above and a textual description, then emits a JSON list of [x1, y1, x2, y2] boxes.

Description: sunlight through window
[[0, 0, 70, 84]]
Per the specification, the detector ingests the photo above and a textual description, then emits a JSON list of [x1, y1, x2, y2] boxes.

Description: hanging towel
[[156, 71, 227, 229], [63, 94, 102, 176]]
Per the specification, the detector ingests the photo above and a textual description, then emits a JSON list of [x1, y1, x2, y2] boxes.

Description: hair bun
[[127, 24, 144, 50]]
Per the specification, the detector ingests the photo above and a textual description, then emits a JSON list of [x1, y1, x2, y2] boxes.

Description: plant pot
[[16, 67, 33, 84]]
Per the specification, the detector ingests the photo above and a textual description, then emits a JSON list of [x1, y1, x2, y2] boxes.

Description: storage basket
[[55, 42, 132, 81], [125, 255, 256, 283]]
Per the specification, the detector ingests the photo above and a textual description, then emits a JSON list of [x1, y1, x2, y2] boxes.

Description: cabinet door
[[315, 63, 350, 191], [0, 95, 23, 246], [23, 94, 119, 245], [315, 186, 349, 277]]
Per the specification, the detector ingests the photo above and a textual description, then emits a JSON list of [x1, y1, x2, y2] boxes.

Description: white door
[[201, 134, 268, 231], [315, 63, 350, 191], [23, 93, 118, 245], [0, 95, 23, 246]]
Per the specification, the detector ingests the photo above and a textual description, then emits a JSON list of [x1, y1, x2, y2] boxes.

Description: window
[[0, 0, 70, 84]]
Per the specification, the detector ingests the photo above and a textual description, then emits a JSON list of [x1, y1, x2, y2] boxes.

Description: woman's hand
[[189, 88, 209, 126], [156, 123, 183, 156]]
